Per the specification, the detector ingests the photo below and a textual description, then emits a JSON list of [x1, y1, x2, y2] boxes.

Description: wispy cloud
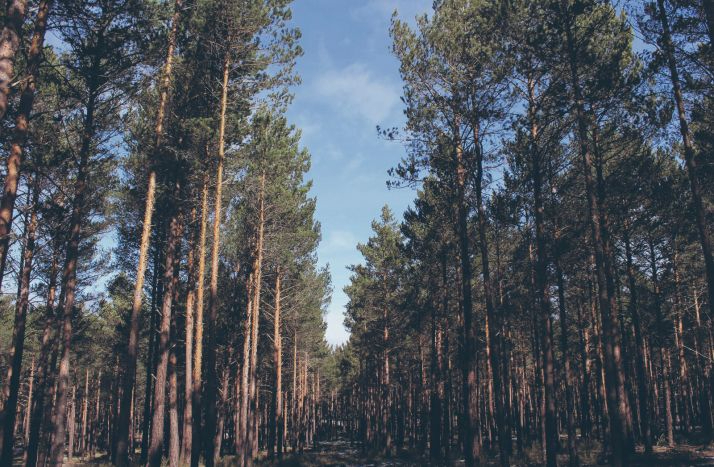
[[313, 63, 400, 125], [320, 229, 359, 254]]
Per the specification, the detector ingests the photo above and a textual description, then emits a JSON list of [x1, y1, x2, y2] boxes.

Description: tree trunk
[[191, 172, 209, 467], [0, 0, 28, 118], [0, 176, 39, 465], [656, 0, 714, 328], [453, 126, 480, 467], [0, 0, 50, 291], [182, 206, 198, 464], [148, 188, 184, 467], [273, 273, 283, 458], [117, 1, 182, 463], [247, 172, 266, 462], [203, 53, 230, 467], [561, 5, 626, 463], [141, 239, 164, 464], [526, 78, 557, 467], [81, 370, 89, 456], [648, 239, 674, 447], [48, 89, 96, 467], [623, 222, 652, 453], [24, 240, 60, 467]]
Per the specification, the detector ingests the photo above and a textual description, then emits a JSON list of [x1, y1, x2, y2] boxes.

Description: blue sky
[[285, 0, 431, 346]]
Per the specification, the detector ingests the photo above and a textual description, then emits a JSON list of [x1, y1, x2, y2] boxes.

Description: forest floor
[[248, 438, 714, 467], [37, 438, 714, 466]]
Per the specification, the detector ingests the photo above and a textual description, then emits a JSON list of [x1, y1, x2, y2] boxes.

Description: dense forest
[[0, 0, 712, 466]]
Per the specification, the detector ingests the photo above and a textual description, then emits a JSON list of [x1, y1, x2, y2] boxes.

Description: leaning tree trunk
[[116, 1, 182, 464], [656, 0, 714, 335], [0, 0, 50, 294], [0, 176, 39, 465], [203, 53, 230, 467]]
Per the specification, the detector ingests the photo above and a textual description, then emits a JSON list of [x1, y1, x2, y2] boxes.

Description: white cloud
[[320, 229, 359, 254], [313, 63, 400, 124], [324, 299, 350, 346], [350, 0, 431, 27]]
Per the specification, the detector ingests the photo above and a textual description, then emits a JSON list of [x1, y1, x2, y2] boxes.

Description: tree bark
[[453, 126, 480, 467], [656, 0, 714, 327], [0, 176, 39, 465], [181, 206, 198, 464], [191, 172, 209, 467], [561, 4, 626, 463], [272, 273, 283, 458], [148, 187, 184, 467], [526, 78, 557, 467], [623, 222, 652, 453], [0, 0, 27, 119], [0, 0, 50, 298], [247, 172, 266, 462], [47, 87, 96, 467], [203, 53, 230, 467], [116, 1, 182, 463]]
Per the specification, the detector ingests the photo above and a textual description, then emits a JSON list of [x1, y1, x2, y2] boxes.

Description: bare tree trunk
[[656, 0, 714, 327], [24, 356, 34, 450], [182, 207, 198, 464], [117, 2, 182, 462], [0, 0, 27, 119], [141, 240, 164, 464], [237, 280, 254, 464], [0, 0, 50, 291], [48, 91, 96, 467], [0, 176, 39, 465], [191, 172, 209, 467], [623, 222, 652, 453], [247, 172, 266, 463], [273, 273, 283, 458], [526, 78, 557, 467], [562, 5, 626, 463], [80, 370, 88, 456], [168, 241, 182, 467], [24, 240, 60, 467], [148, 188, 184, 467], [453, 126, 480, 467], [203, 53, 230, 467], [648, 239, 674, 447], [68, 386, 75, 461]]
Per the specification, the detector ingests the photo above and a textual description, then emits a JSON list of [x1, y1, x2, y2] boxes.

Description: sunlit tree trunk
[[117, 2, 183, 462], [191, 172, 209, 467], [204, 53, 230, 467]]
